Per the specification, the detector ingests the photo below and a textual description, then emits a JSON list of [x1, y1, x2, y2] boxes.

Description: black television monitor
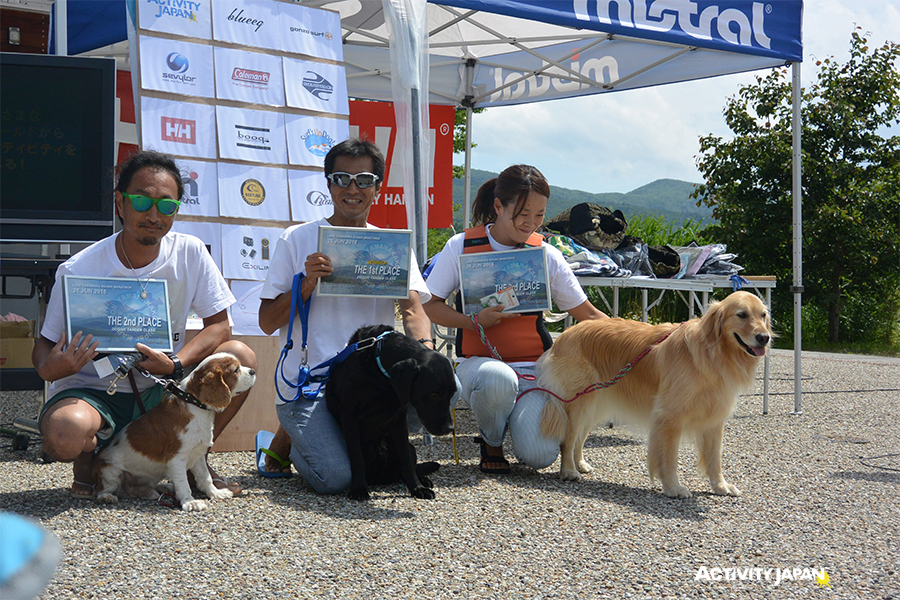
[[0, 52, 116, 243]]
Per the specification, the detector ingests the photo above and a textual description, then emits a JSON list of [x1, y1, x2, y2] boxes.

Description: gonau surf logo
[[148, 0, 201, 22], [300, 128, 337, 157], [302, 72, 334, 100], [232, 68, 270, 84]]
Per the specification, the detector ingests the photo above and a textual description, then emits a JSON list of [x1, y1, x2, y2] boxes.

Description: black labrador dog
[[326, 325, 456, 501]]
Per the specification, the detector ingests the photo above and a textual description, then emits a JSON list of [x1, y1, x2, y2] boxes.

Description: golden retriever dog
[[538, 291, 772, 498]]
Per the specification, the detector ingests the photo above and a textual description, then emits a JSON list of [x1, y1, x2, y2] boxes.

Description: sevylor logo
[[302, 72, 334, 101], [232, 68, 270, 84], [573, 1, 771, 49], [163, 52, 196, 83]]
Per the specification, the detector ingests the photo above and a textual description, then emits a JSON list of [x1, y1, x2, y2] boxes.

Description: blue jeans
[[277, 375, 462, 495], [454, 357, 559, 469]]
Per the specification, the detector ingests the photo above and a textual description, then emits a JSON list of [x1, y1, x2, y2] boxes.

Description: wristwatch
[[168, 354, 184, 380]]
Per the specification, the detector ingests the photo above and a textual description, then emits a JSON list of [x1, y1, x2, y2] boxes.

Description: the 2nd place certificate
[[63, 275, 174, 353]]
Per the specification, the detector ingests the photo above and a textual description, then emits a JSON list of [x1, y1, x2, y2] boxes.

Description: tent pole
[[55, 0, 68, 55], [463, 59, 475, 230], [791, 61, 803, 415], [411, 87, 426, 267]]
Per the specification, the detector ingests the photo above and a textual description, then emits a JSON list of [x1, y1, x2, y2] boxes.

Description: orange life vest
[[457, 225, 552, 362]]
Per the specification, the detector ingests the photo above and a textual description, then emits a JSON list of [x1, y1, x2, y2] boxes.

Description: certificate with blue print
[[63, 276, 174, 353], [458, 247, 551, 315], [317, 227, 412, 299]]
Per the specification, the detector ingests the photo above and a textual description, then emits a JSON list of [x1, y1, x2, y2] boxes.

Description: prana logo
[[306, 190, 331, 206]]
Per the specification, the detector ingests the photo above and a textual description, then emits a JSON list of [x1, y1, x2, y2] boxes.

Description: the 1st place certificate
[[317, 226, 412, 299], [63, 275, 174, 353]]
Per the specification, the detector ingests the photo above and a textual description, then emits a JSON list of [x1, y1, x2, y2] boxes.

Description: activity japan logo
[[147, 0, 202, 23], [302, 71, 334, 100], [235, 124, 271, 151], [163, 52, 196, 85], [300, 128, 337, 157], [161, 117, 196, 145]]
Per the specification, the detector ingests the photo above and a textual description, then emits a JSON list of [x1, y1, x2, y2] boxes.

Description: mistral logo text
[[573, 1, 771, 49]]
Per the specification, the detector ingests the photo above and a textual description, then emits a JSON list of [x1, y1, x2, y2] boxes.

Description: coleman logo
[[161, 117, 196, 144], [232, 68, 270, 84], [241, 179, 266, 206], [235, 125, 271, 151], [302, 72, 334, 100]]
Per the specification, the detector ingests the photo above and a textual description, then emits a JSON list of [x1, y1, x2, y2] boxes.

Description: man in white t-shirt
[[33, 151, 256, 499], [257, 138, 443, 494]]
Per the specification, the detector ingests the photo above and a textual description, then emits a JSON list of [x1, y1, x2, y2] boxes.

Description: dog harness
[[275, 272, 395, 402], [457, 225, 552, 363]]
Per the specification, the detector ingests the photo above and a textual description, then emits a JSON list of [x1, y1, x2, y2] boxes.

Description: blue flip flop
[[256, 430, 292, 478]]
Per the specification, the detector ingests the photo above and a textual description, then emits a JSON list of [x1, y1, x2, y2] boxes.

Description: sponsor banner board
[[288, 169, 332, 223], [218, 162, 289, 222], [284, 114, 348, 168], [176, 158, 219, 218], [229, 280, 266, 336], [139, 36, 215, 98], [278, 1, 342, 62], [221, 223, 283, 281], [170, 221, 223, 272], [214, 46, 285, 106], [216, 105, 287, 164], [141, 97, 216, 159], [283, 57, 348, 115], [211, 0, 281, 51], [138, 0, 212, 40]]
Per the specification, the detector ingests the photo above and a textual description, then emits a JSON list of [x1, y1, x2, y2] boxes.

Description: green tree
[[451, 107, 485, 179], [693, 30, 900, 345]]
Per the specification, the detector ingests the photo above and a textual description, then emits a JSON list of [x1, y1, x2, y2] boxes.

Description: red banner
[[349, 100, 454, 229]]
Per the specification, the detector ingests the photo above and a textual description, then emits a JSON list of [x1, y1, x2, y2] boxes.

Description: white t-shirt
[[259, 218, 431, 403], [426, 225, 588, 367], [41, 232, 235, 394]]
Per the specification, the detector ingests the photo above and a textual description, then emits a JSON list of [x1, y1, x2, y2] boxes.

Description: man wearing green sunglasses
[[33, 150, 256, 500]]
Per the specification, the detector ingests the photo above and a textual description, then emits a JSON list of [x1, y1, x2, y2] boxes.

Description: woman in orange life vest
[[423, 165, 608, 474]]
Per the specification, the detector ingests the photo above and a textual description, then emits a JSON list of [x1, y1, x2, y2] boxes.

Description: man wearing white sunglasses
[[257, 138, 441, 492]]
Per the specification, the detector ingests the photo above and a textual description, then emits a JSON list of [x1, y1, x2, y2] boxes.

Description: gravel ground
[[1, 349, 898, 600]]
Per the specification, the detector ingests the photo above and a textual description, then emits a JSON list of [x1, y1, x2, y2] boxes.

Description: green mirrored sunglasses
[[122, 192, 181, 216]]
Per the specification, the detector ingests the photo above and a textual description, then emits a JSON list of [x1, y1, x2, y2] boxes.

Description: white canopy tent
[[60, 0, 805, 410]]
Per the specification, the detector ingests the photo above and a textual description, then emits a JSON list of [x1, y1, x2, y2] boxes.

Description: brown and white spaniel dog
[[93, 352, 256, 511]]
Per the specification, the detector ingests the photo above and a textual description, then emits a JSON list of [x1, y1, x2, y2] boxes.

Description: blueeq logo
[[302, 72, 334, 101], [306, 190, 331, 206]]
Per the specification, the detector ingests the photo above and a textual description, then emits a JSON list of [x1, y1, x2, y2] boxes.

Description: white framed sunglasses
[[326, 171, 380, 189]]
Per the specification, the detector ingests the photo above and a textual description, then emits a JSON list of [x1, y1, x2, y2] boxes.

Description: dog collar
[[164, 380, 209, 410], [354, 331, 395, 379]]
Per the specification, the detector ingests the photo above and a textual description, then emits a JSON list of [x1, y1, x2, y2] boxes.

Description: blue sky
[[460, 2, 900, 194]]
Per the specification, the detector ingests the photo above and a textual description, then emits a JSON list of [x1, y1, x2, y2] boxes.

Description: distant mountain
[[451, 170, 713, 229]]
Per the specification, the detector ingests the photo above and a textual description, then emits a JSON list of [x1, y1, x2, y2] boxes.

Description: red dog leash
[[470, 313, 536, 381], [515, 323, 682, 404]]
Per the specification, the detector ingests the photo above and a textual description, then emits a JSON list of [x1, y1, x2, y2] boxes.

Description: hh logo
[[161, 117, 196, 144]]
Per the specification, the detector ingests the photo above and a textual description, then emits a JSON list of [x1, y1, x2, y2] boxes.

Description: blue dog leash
[[274, 273, 394, 402]]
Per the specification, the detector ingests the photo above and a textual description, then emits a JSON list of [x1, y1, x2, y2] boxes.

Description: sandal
[[475, 437, 510, 474], [256, 430, 292, 478]]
